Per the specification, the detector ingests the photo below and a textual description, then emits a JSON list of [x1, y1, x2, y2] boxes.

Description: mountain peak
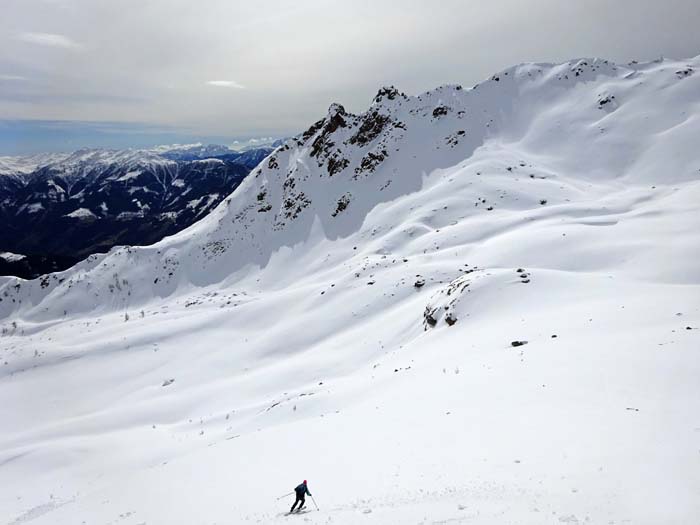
[[327, 102, 347, 117], [372, 85, 405, 104]]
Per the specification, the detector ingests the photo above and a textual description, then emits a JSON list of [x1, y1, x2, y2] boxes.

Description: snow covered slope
[[1, 56, 699, 524]]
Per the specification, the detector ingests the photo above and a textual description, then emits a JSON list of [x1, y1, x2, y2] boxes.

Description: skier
[[290, 480, 311, 513]]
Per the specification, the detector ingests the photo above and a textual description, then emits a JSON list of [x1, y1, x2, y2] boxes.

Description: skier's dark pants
[[291, 495, 305, 512]]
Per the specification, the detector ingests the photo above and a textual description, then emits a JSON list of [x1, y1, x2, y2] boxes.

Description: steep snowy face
[[2, 56, 697, 320]]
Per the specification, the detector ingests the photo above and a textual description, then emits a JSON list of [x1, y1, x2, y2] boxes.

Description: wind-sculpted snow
[[1, 57, 699, 524]]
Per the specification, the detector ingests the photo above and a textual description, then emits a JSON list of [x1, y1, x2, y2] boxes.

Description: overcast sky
[[1, 0, 699, 153]]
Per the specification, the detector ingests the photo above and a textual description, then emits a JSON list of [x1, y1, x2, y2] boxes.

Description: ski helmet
[[303, 480, 307, 484]]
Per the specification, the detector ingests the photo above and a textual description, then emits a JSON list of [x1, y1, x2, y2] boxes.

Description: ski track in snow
[[1, 56, 700, 524]]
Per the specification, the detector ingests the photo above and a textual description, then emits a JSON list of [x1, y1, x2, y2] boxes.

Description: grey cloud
[[1, 0, 699, 139], [0, 90, 149, 104]]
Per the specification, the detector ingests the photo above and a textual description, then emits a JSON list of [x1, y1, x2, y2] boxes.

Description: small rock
[[511, 340, 528, 347]]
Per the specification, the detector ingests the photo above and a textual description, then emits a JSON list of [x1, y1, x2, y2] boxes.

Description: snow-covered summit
[[229, 136, 285, 151], [154, 143, 236, 161], [31, 147, 176, 184], [0, 152, 71, 177], [0, 143, 274, 178]]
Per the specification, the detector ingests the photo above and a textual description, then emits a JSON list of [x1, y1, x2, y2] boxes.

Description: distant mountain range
[[0, 143, 279, 278]]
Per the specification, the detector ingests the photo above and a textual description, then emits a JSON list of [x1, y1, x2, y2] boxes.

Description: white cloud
[[18, 32, 81, 49], [0, 74, 27, 81], [206, 80, 245, 89]]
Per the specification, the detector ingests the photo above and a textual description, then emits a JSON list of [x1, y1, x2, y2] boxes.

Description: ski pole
[[310, 495, 319, 510], [277, 491, 294, 500]]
